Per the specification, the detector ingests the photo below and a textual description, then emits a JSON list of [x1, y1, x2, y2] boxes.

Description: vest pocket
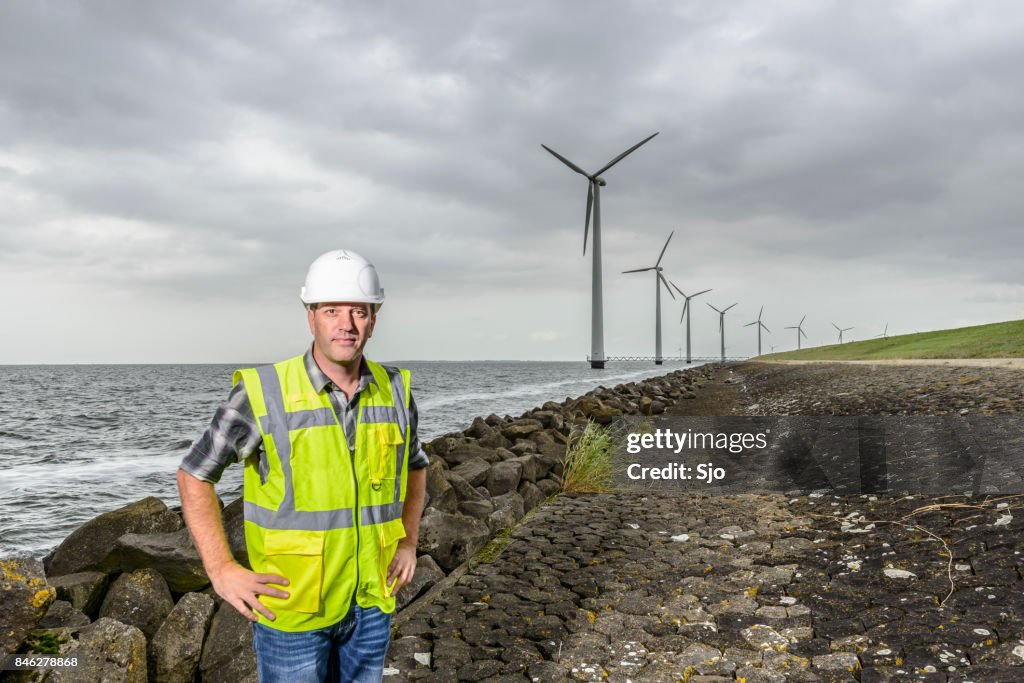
[[261, 529, 325, 614], [376, 518, 407, 598]]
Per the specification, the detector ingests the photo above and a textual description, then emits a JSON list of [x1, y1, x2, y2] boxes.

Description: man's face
[[307, 302, 376, 366]]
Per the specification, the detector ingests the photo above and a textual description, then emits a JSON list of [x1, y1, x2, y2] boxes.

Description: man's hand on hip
[[209, 561, 290, 622], [387, 540, 418, 593]]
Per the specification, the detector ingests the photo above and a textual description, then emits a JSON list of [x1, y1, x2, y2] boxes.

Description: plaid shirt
[[180, 348, 429, 484]]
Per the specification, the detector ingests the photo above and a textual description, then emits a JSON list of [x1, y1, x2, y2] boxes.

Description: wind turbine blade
[[680, 298, 689, 323], [655, 231, 674, 267], [800, 314, 806, 326], [832, 323, 840, 331], [622, 267, 655, 274], [583, 181, 593, 255], [707, 303, 721, 313], [761, 323, 771, 333], [692, 288, 712, 298], [541, 144, 589, 176], [594, 132, 659, 176], [758, 305, 764, 320], [744, 321, 757, 327], [800, 329, 808, 339], [724, 303, 737, 313], [658, 272, 676, 299], [669, 280, 685, 298]]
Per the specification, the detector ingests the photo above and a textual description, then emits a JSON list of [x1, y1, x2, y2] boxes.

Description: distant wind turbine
[[707, 302, 737, 362], [744, 306, 771, 356], [785, 315, 808, 350], [542, 132, 659, 368], [670, 283, 711, 364], [831, 323, 854, 344], [874, 323, 889, 338], [623, 231, 676, 365]]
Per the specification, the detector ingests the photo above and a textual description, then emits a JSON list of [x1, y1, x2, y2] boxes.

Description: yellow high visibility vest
[[234, 354, 412, 632]]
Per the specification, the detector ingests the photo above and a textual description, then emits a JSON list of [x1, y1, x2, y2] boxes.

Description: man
[[177, 249, 428, 683]]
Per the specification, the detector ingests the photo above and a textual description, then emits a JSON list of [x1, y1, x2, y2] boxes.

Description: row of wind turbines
[[542, 132, 889, 367]]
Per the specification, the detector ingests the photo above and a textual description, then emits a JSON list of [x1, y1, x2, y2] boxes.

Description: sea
[[0, 360, 702, 559]]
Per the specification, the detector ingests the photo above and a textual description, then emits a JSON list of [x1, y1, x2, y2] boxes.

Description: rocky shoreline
[[1, 364, 714, 682], [3, 360, 1023, 682]]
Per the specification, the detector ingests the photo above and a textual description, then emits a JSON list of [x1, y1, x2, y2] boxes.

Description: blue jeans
[[251, 605, 392, 683]]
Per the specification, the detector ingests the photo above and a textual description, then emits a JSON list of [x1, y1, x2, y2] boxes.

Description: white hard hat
[[300, 249, 385, 310]]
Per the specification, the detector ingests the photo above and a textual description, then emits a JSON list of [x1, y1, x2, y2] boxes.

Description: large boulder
[[48, 497, 183, 576], [41, 618, 147, 683], [501, 419, 544, 440], [222, 497, 250, 569], [98, 569, 174, 640], [395, 554, 446, 612], [417, 509, 490, 572], [485, 460, 523, 497], [487, 492, 525, 534], [508, 454, 540, 483], [535, 443, 566, 478], [38, 600, 90, 629], [518, 481, 547, 513], [48, 571, 110, 619], [424, 460, 458, 513], [458, 499, 494, 520], [198, 603, 258, 683], [451, 457, 490, 488], [115, 529, 208, 593], [0, 558, 55, 655], [443, 441, 496, 467], [148, 592, 216, 683], [443, 471, 488, 503]]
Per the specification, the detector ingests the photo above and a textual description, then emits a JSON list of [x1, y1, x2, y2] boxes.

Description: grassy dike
[[758, 318, 1024, 361]]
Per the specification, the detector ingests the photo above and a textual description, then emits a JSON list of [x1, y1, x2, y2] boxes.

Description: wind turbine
[[785, 315, 808, 350], [832, 323, 854, 344], [542, 132, 659, 369], [874, 323, 889, 338], [707, 302, 737, 362], [744, 306, 771, 356], [670, 283, 711, 364], [623, 231, 676, 365]]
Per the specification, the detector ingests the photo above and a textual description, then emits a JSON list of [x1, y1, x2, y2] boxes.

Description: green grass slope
[[756, 319, 1024, 361]]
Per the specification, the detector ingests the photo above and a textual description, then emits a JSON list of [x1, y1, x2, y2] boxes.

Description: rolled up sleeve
[[179, 382, 262, 484]]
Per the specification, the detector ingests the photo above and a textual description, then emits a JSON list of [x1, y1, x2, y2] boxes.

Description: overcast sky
[[2, 1, 1023, 363]]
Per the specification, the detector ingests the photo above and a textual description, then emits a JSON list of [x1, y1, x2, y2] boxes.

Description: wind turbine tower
[[785, 315, 808, 350], [542, 133, 659, 368], [670, 283, 711, 364], [744, 306, 771, 356], [623, 231, 676, 365], [707, 302, 737, 362], [832, 323, 854, 344]]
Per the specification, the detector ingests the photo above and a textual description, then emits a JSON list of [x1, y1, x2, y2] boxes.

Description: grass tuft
[[561, 421, 618, 493]]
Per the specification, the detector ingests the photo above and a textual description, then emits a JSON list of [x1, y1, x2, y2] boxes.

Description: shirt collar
[[303, 345, 376, 395]]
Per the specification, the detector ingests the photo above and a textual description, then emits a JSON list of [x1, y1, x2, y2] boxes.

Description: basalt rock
[[0, 557, 55, 655], [198, 603, 257, 683], [98, 568, 174, 640], [424, 460, 458, 514], [148, 592, 216, 683], [452, 457, 490, 488], [115, 528, 208, 593], [395, 555, 446, 612], [48, 571, 110, 619], [417, 509, 490, 573], [48, 497, 183, 576]]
